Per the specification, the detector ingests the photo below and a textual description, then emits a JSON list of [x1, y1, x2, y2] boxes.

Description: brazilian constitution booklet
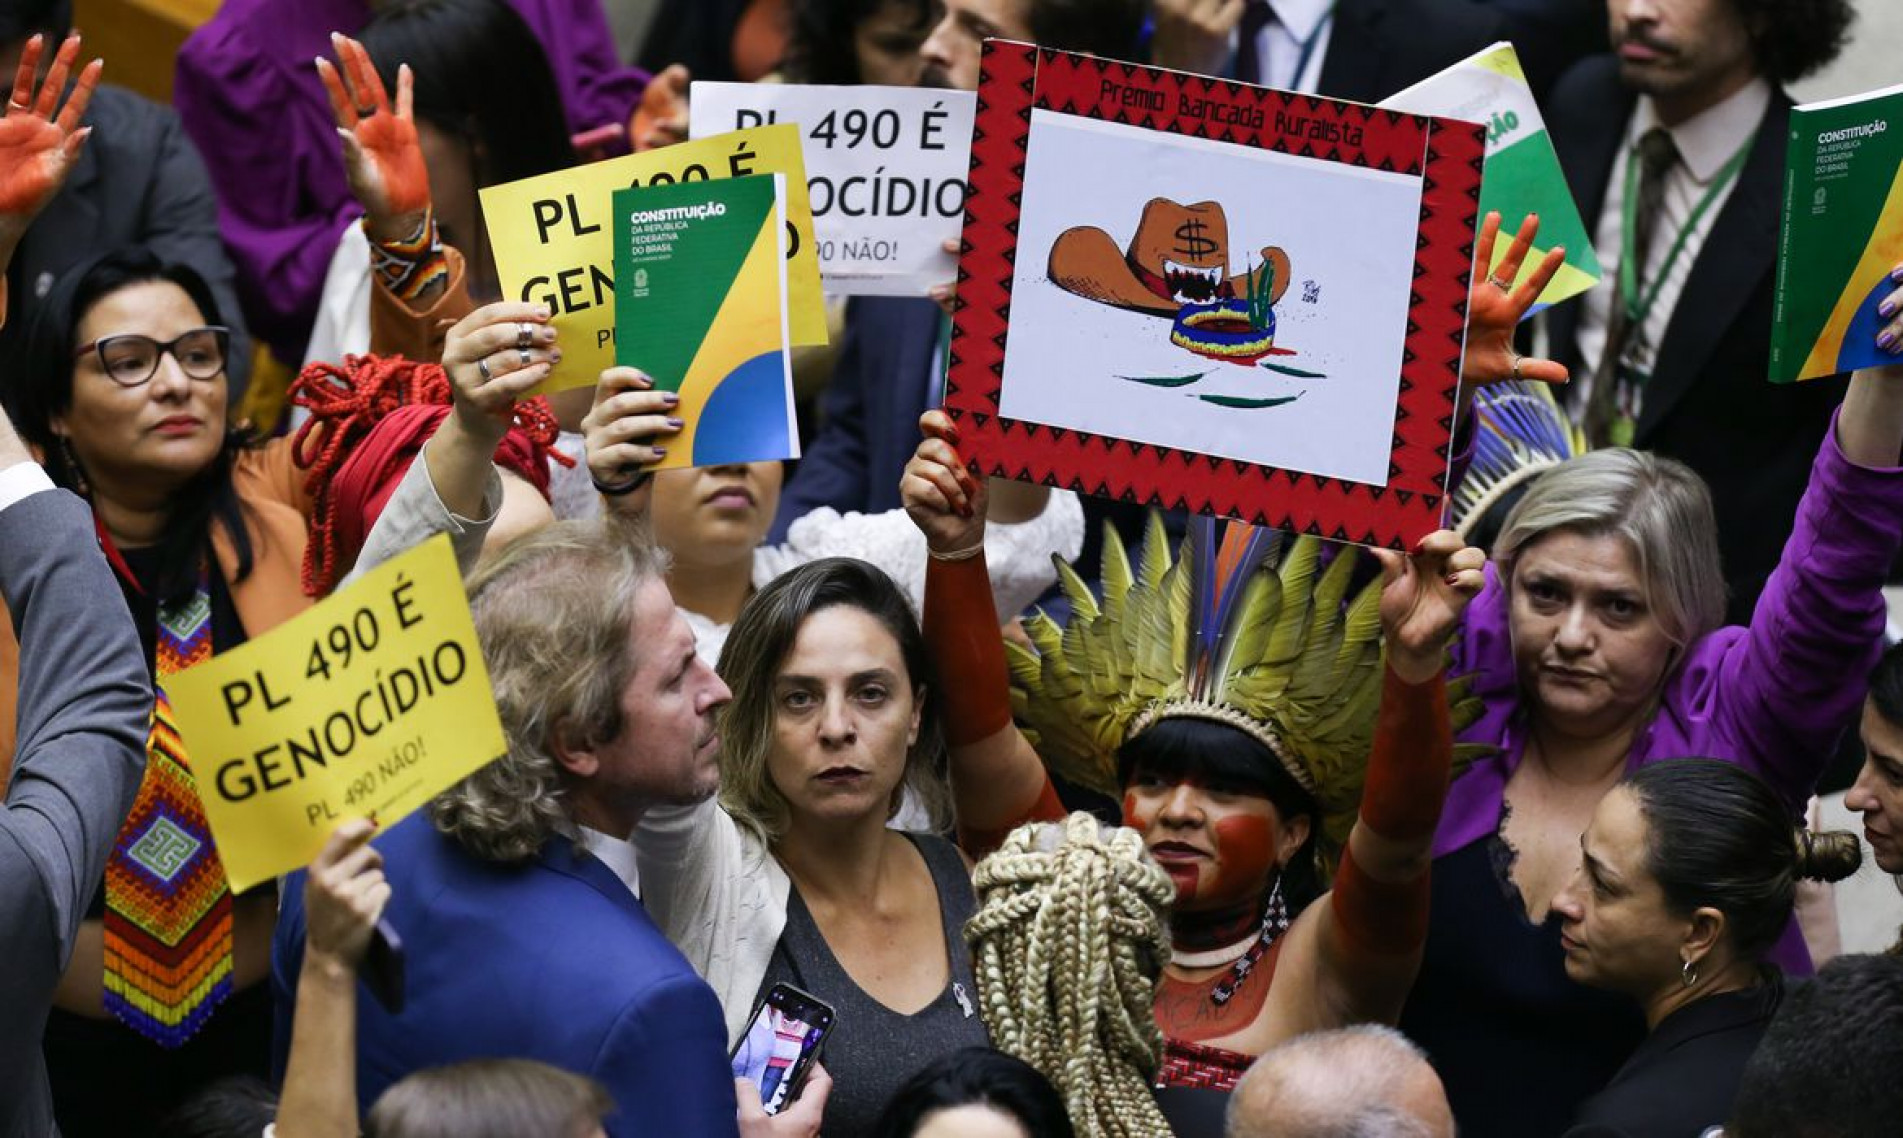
[[613, 172, 799, 467], [1771, 81, 1903, 382]]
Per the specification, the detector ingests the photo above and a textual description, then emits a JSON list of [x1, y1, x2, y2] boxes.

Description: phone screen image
[[730, 985, 834, 1115]]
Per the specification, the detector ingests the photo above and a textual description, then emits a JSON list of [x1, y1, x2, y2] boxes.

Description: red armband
[[1358, 666, 1453, 842], [957, 777, 1066, 860], [1331, 841, 1431, 956], [923, 551, 1013, 747]]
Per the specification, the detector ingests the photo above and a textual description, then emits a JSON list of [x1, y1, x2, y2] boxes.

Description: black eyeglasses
[[74, 326, 231, 387]]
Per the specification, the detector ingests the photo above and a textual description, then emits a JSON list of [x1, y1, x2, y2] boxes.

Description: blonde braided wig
[[966, 813, 1177, 1138]]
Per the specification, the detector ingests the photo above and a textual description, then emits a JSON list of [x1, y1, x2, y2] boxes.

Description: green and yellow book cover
[[1771, 82, 1903, 383], [1382, 42, 1602, 315], [613, 173, 798, 469]]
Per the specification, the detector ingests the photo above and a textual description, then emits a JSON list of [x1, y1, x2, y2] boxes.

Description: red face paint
[[1208, 814, 1277, 904]]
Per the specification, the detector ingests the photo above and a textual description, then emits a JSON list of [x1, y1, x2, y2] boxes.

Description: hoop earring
[[1681, 957, 1697, 987]]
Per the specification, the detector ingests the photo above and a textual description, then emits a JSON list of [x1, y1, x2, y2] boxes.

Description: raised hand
[[1878, 261, 1903, 356], [304, 818, 390, 971], [902, 409, 986, 555], [317, 33, 430, 241], [631, 64, 690, 153], [580, 365, 682, 500], [1370, 529, 1485, 684], [1464, 211, 1570, 388], [441, 301, 558, 441], [0, 34, 100, 259]]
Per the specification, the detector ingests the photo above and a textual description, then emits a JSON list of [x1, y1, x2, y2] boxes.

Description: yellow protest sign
[[165, 535, 505, 891], [481, 124, 828, 393]]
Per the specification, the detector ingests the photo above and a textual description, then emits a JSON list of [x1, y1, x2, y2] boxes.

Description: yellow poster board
[[481, 124, 828, 393], [166, 536, 505, 891]]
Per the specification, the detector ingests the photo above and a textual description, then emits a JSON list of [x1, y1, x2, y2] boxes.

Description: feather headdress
[[1450, 381, 1586, 542], [1007, 515, 1482, 871]]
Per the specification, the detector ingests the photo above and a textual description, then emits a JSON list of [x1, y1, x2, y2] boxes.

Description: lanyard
[[1286, 3, 1336, 92], [1618, 131, 1753, 329]]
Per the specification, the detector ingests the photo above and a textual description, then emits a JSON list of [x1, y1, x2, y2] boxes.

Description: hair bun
[[1794, 828, 1862, 883]]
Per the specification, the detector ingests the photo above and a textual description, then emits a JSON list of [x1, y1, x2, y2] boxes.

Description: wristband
[[592, 470, 652, 497]]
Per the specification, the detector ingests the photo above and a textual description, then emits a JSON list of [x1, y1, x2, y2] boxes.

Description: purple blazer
[[174, 0, 646, 362], [1435, 413, 1903, 968]]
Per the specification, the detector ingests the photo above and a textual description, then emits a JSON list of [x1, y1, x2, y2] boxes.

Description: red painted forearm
[[1331, 841, 1431, 955], [923, 552, 1013, 747], [1359, 666, 1453, 842]]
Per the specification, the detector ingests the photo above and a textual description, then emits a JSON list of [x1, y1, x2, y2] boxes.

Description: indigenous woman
[[1552, 760, 1860, 1138], [1398, 256, 1903, 1132], [904, 214, 1563, 1095], [0, 35, 546, 1129], [914, 464, 1483, 1094]]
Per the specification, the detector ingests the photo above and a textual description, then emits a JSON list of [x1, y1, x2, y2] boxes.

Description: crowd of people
[[5, 0, 1903, 1135]]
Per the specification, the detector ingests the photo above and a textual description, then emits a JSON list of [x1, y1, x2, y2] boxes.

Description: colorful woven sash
[[103, 570, 234, 1047]]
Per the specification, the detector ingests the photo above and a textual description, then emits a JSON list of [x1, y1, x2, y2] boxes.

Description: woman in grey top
[[633, 553, 987, 1136]]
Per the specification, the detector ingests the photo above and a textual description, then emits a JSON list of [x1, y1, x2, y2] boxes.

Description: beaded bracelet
[[928, 540, 985, 562], [367, 207, 449, 302]]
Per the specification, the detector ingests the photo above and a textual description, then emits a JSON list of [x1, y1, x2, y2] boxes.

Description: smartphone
[[729, 983, 836, 1116], [361, 918, 405, 1014]]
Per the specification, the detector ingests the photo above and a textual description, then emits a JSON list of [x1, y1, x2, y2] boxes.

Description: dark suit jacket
[[1316, 0, 1505, 103], [1562, 975, 1781, 1137], [771, 295, 940, 541], [0, 84, 252, 401], [1545, 57, 1847, 623], [273, 815, 740, 1137]]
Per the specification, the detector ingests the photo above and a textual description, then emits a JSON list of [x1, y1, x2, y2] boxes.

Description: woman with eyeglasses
[[0, 35, 546, 1131]]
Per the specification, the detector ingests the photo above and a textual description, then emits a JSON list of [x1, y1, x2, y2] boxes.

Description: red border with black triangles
[[942, 41, 1486, 550]]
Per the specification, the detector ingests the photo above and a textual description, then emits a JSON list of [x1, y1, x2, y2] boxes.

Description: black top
[[757, 832, 990, 1138], [1399, 832, 1647, 1138], [1563, 974, 1783, 1138]]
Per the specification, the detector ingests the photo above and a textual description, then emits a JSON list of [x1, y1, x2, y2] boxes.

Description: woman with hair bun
[[1552, 759, 1861, 1138]]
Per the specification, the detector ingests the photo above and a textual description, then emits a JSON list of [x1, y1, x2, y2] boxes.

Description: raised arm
[[1277, 531, 1484, 1035], [907, 410, 1064, 853], [1719, 333, 1903, 806], [274, 820, 389, 1138], [316, 34, 473, 362]]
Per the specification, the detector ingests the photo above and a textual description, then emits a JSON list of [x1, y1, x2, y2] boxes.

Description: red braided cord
[[289, 353, 573, 596]]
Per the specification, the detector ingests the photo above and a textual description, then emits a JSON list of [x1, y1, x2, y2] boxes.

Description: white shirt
[[1239, 0, 1336, 93], [0, 461, 53, 514], [1572, 80, 1771, 415]]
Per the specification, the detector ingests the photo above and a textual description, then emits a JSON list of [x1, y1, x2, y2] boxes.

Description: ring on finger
[[477, 356, 493, 382], [5, 99, 24, 113], [516, 322, 534, 351], [1489, 274, 1513, 292], [1508, 352, 1524, 382], [519, 347, 532, 368], [355, 104, 377, 118]]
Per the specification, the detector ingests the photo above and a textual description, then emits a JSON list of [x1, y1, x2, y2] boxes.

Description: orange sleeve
[[369, 245, 472, 363]]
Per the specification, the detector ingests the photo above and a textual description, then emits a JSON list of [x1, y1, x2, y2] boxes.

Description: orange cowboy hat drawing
[[1048, 198, 1293, 317]]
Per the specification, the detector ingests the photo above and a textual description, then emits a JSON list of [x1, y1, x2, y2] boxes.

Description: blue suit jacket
[[273, 815, 739, 1137]]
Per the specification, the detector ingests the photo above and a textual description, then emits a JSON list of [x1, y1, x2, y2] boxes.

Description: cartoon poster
[[946, 45, 1486, 547], [613, 174, 798, 468]]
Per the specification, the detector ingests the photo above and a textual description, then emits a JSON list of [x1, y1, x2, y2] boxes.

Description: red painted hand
[[631, 64, 690, 153], [0, 34, 100, 245], [1464, 211, 1570, 388], [317, 32, 430, 238]]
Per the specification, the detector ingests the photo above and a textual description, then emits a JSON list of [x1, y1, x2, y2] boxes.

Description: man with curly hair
[[1540, 0, 1857, 625]]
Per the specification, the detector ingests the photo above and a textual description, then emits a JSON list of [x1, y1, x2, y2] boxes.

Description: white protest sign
[[690, 82, 976, 296]]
